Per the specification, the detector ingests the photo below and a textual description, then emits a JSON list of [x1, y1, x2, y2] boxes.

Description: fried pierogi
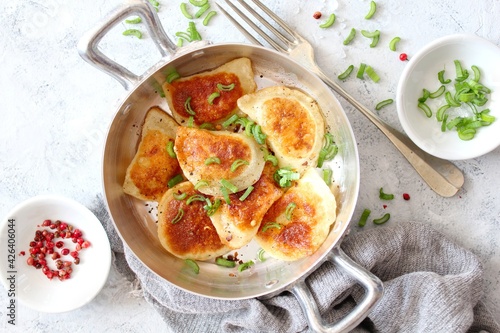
[[174, 126, 265, 196], [123, 107, 181, 202], [237, 86, 325, 174], [209, 163, 284, 249], [163, 57, 256, 126], [157, 182, 231, 260], [255, 168, 337, 261]]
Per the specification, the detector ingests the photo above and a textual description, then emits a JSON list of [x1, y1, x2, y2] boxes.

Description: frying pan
[[78, 1, 383, 331]]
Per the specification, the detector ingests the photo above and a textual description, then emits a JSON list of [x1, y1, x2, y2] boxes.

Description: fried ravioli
[[237, 86, 325, 174], [209, 163, 284, 249], [163, 57, 256, 126], [123, 107, 181, 202], [157, 182, 231, 260], [174, 126, 265, 196], [255, 168, 337, 261]]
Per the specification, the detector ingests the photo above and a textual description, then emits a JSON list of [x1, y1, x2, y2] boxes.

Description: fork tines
[[217, 0, 300, 53]]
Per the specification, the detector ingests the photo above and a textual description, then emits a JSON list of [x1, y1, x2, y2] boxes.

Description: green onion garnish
[[358, 209, 371, 227], [125, 17, 142, 24], [184, 259, 199, 274], [166, 70, 180, 83], [373, 213, 390, 225], [261, 146, 279, 166], [436, 104, 451, 122], [375, 99, 393, 111], [123, 29, 142, 39], [274, 168, 300, 188], [180, 2, 193, 19], [252, 124, 267, 145], [356, 63, 366, 79], [172, 207, 185, 224], [203, 11, 217, 26], [215, 257, 236, 268], [389, 37, 400, 51], [417, 102, 432, 118], [168, 174, 184, 188], [166, 141, 176, 158], [207, 92, 220, 105], [186, 194, 206, 205], [148, 0, 160, 11], [200, 122, 215, 130], [429, 85, 446, 99], [222, 114, 239, 128], [285, 203, 296, 220], [217, 83, 235, 91], [319, 13, 336, 28], [262, 222, 282, 232], [203, 198, 221, 216], [187, 116, 194, 128], [220, 186, 230, 205], [195, 3, 210, 19], [220, 179, 238, 193], [230, 159, 249, 172], [438, 70, 451, 84], [173, 192, 187, 200], [189, 0, 208, 6], [379, 187, 394, 200], [184, 97, 196, 115], [365, 66, 380, 82], [322, 168, 333, 185], [361, 30, 380, 48], [338, 65, 354, 80], [204, 156, 221, 165], [365, 1, 377, 19], [237, 260, 254, 272], [194, 180, 209, 190], [317, 133, 338, 167], [239, 186, 254, 201], [257, 248, 266, 262], [343, 28, 356, 45]]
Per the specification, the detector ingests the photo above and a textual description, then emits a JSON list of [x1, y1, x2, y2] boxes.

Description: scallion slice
[[436, 104, 451, 122], [221, 179, 238, 193], [187, 116, 194, 128], [438, 70, 451, 84], [217, 83, 235, 91], [365, 1, 377, 19], [203, 11, 217, 26], [274, 168, 300, 188], [375, 99, 393, 111], [365, 66, 380, 82], [230, 159, 249, 172], [239, 186, 254, 201], [195, 3, 210, 19], [285, 203, 297, 220], [194, 180, 209, 190], [207, 92, 220, 105], [180, 2, 193, 19], [199, 122, 215, 130], [186, 194, 206, 205], [184, 259, 199, 274], [252, 124, 267, 144], [356, 63, 366, 79], [343, 28, 356, 45], [204, 156, 221, 165], [173, 192, 187, 200], [237, 260, 254, 272], [189, 0, 208, 6], [373, 213, 390, 225], [429, 85, 446, 99], [417, 102, 432, 118], [338, 65, 354, 80], [166, 70, 180, 83], [203, 198, 221, 216], [168, 174, 184, 188], [262, 222, 282, 232], [125, 17, 142, 24], [322, 168, 333, 185], [389, 37, 400, 51], [215, 257, 236, 268], [379, 188, 394, 200], [358, 209, 371, 227], [257, 248, 266, 262], [220, 186, 230, 205], [166, 141, 176, 158], [222, 114, 239, 128], [184, 97, 196, 115], [171, 207, 185, 224], [122, 29, 142, 39]]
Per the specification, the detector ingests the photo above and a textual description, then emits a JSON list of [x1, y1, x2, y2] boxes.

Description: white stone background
[[0, 0, 499, 331]]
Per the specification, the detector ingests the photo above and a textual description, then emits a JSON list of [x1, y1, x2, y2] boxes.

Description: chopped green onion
[[322, 168, 333, 185], [244, 120, 255, 137], [261, 146, 279, 166], [166, 70, 180, 83], [445, 91, 460, 107], [438, 70, 451, 84], [458, 128, 476, 141], [184, 97, 196, 115], [429, 85, 446, 99], [441, 114, 448, 132], [166, 141, 176, 158], [274, 168, 300, 188], [365, 66, 380, 82], [389, 37, 400, 51], [239, 186, 254, 201], [358, 209, 371, 227], [215, 257, 236, 268], [257, 248, 266, 262], [189, 0, 208, 6], [230, 159, 249, 172], [125, 17, 142, 24], [285, 203, 297, 220], [148, 0, 160, 11], [365, 1, 377, 19], [317, 133, 338, 167], [338, 65, 354, 80], [237, 260, 254, 272], [203, 198, 221, 216], [252, 124, 267, 145], [361, 29, 380, 38], [195, 3, 210, 18], [204, 156, 221, 165], [217, 83, 235, 91], [123, 29, 142, 39], [171, 207, 184, 224], [188, 22, 202, 41], [319, 13, 336, 28], [262, 222, 282, 232], [373, 213, 390, 225], [180, 2, 192, 19], [222, 114, 239, 128], [375, 99, 393, 111], [184, 259, 199, 274], [186, 194, 206, 205], [379, 187, 394, 200], [418, 89, 431, 103], [203, 11, 217, 26], [417, 102, 432, 118], [221, 179, 238, 193], [356, 63, 366, 79], [168, 174, 184, 188], [370, 35, 380, 48], [220, 186, 230, 205], [436, 104, 451, 122], [187, 116, 194, 128], [471, 65, 481, 82], [194, 180, 209, 190], [177, 38, 184, 47], [173, 192, 187, 200], [200, 122, 215, 130], [343, 28, 356, 45], [208, 92, 220, 105]]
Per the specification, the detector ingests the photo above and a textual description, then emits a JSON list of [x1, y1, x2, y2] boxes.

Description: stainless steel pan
[[78, 1, 383, 331]]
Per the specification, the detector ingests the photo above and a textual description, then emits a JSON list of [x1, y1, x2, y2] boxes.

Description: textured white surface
[[0, 0, 499, 331]]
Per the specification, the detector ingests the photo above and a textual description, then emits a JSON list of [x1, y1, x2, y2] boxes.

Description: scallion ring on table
[[389, 37, 400, 51], [203, 11, 217, 26], [180, 2, 193, 19], [195, 3, 210, 19], [338, 65, 354, 80], [375, 99, 393, 111], [379, 187, 394, 200], [365, 66, 380, 82], [125, 17, 142, 24], [122, 29, 142, 39], [365, 1, 377, 19], [343, 28, 356, 45], [358, 209, 371, 227], [373, 213, 390, 225], [319, 13, 336, 28]]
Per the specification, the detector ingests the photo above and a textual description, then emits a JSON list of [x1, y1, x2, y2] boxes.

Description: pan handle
[[291, 247, 383, 333], [77, 0, 177, 90]]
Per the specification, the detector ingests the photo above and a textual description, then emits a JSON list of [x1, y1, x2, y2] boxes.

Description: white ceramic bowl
[[397, 34, 500, 160], [0, 195, 111, 313]]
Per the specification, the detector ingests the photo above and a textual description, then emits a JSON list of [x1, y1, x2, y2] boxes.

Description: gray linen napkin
[[90, 195, 500, 333]]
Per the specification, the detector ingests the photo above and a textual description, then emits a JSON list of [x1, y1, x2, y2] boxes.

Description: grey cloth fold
[[90, 195, 500, 333]]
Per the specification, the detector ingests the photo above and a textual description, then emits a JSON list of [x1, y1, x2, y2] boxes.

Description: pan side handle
[[77, 0, 177, 90], [291, 247, 383, 333]]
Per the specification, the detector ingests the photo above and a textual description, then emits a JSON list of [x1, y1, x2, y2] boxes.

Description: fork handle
[[314, 70, 464, 197]]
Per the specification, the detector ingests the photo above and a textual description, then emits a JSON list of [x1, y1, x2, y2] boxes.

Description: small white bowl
[[0, 195, 111, 313], [396, 34, 500, 160]]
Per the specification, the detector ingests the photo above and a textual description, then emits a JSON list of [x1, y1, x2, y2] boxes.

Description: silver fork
[[217, 0, 464, 198]]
